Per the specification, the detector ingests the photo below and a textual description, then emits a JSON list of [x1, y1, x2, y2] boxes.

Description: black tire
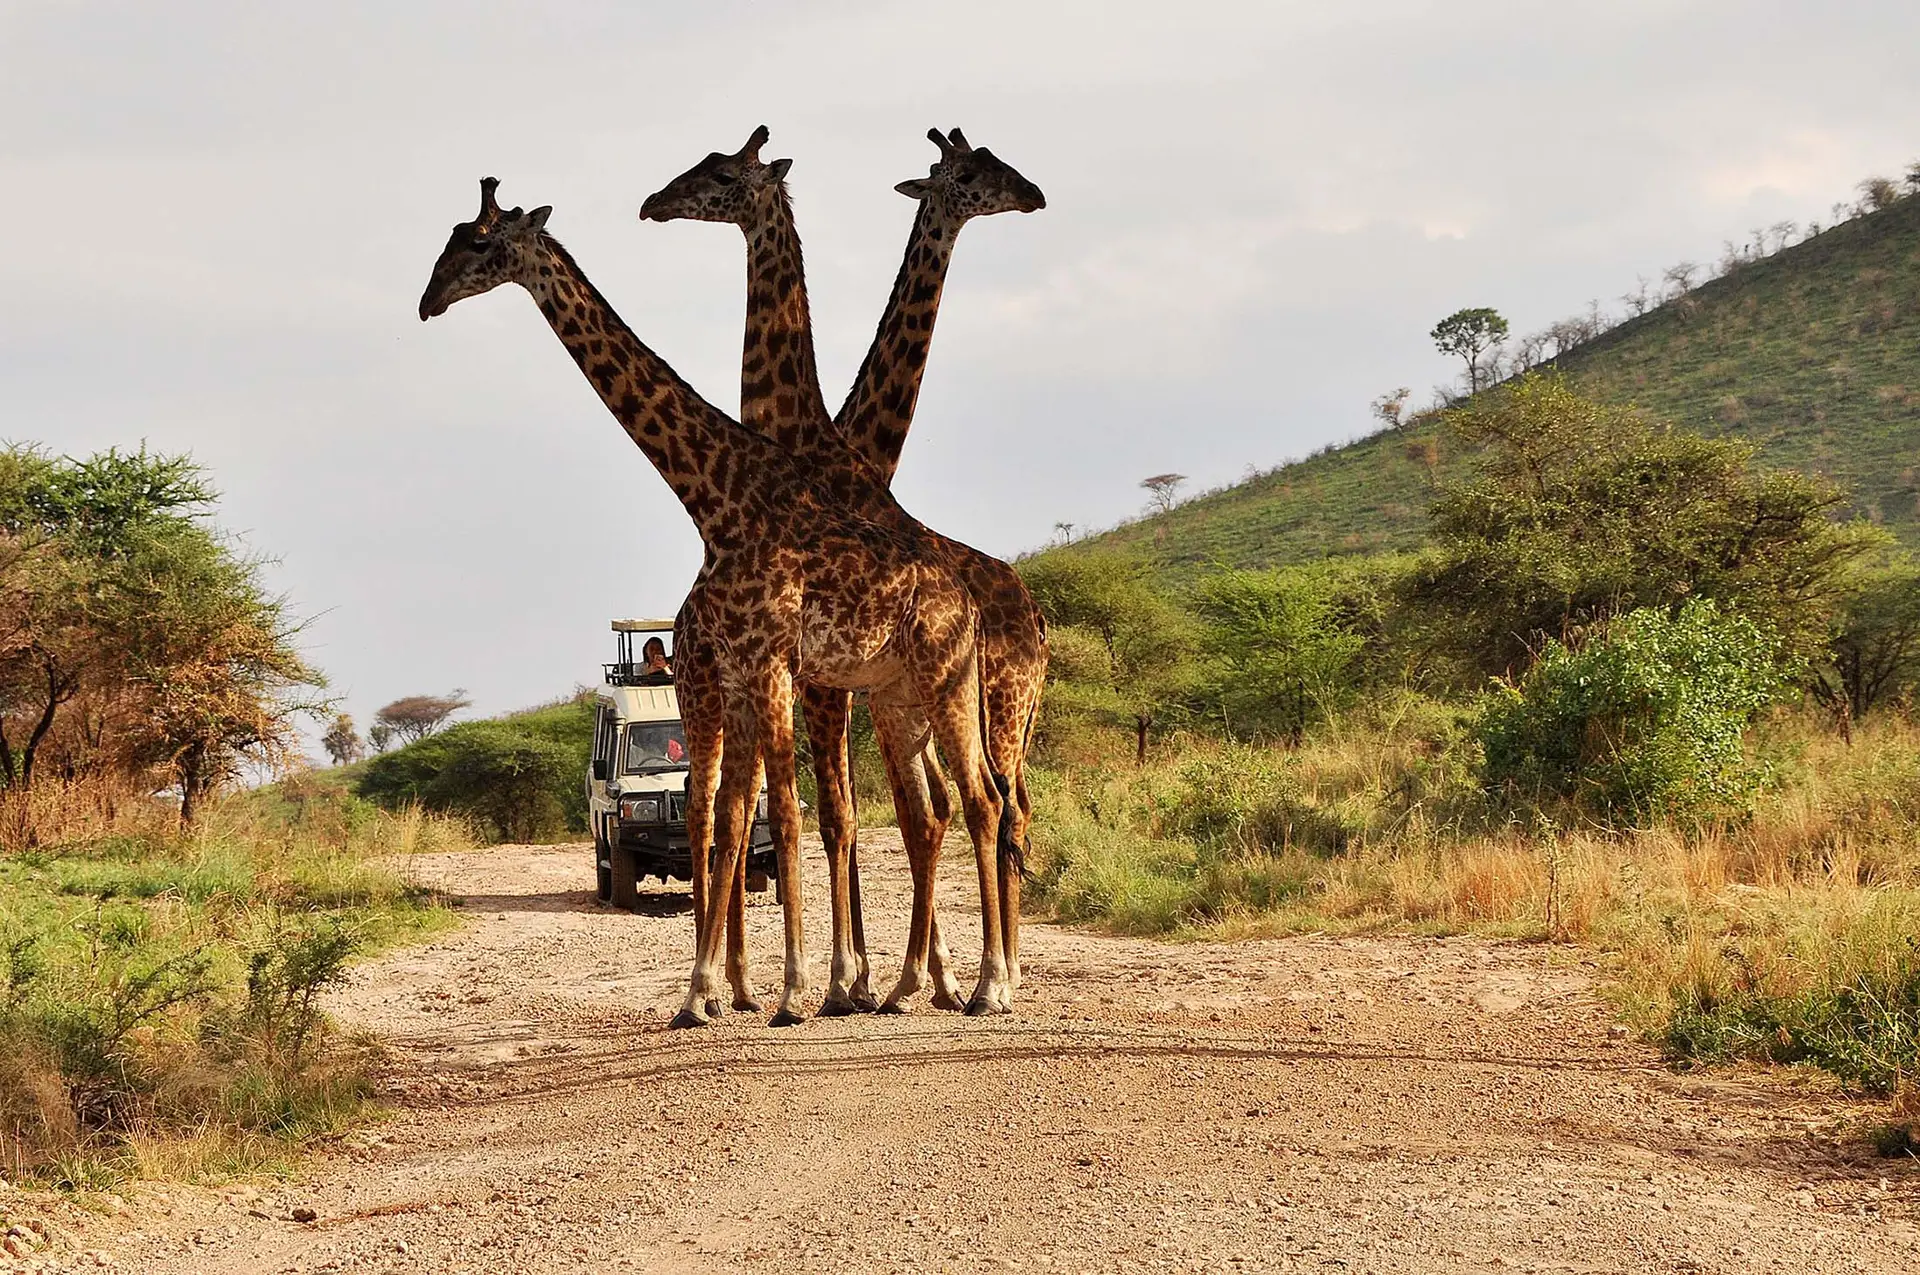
[[594, 832, 613, 904], [610, 845, 641, 911]]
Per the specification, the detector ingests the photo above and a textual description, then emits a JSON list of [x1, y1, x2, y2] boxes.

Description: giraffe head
[[418, 178, 554, 320], [895, 128, 1046, 222], [638, 125, 794, 228]]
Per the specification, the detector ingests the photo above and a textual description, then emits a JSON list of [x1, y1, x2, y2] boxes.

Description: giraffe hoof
[[965, 997, 996, 1017], [705, 997, 725, 1019], [931, 990, 967, 1013], [852, 992, 881, 1013], [816, 998, 859, 1019], [875, 1001, 908, 1016], [732, 996, 765, 1014], [768, 1009, 806, 1029], [668, 1009, 710, 1031]]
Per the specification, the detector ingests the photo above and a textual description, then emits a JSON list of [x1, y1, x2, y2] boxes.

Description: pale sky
[[5, 0, 1917, 746]]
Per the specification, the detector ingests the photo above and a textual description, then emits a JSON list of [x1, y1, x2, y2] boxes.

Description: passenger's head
[[642, 637, 668, 667]]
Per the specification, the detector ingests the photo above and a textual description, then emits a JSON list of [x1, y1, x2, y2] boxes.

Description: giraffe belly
[[797, 631, 908, 692]]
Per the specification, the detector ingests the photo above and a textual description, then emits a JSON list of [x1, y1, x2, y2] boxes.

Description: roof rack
[[606, 619, 675, 686]]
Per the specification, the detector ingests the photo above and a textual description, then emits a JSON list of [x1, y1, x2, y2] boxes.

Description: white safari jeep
[[587, 620, 775, 908]]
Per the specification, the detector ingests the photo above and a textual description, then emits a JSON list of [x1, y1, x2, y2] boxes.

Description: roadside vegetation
[[1, 777, 468, 1186], [1021, 374, 1920, 1125], [0, 446, 469, 1185]]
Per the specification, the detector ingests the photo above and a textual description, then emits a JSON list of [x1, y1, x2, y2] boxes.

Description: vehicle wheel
[[745, 869, 771, 894], [594, 834, 614, 904], [610, 846, 641, 911]]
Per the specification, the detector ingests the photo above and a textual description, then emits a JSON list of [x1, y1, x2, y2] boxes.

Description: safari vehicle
[[588, 620, 775, 908]]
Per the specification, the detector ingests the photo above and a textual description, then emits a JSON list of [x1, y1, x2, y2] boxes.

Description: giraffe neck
[[835, 200, 961, 481], [522, 233, 798, 553], [740, 187, 831, 449]]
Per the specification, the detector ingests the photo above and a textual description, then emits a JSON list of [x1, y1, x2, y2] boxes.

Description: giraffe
[[417, 179, 1015, 1021], [639, 125, 1049, 1001]]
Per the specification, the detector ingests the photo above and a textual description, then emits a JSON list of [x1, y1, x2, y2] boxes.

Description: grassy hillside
[[1069, 191, 1920, 576]]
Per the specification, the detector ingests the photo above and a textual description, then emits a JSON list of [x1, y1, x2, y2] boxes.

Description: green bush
[[1476, 601, 1790, 822], [1191, 563, 1370, 742], [357, 702, 590, 842]]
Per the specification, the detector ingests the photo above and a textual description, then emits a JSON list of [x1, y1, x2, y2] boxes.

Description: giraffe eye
[[710, 172, 737, 186], [957, 172, 979, 186], [467, 237, 492, 253]]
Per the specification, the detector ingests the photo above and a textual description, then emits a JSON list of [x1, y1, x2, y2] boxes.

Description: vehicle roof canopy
[[611, 618, 676, 633], [595, 683, 680, 723]]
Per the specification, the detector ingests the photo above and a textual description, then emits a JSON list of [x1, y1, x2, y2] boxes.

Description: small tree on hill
[[1431, 307, 1509, 396], [367, 723, 394, 753], [1370, 388, 1412, 432], [1858, 176, 1900, 213], [321, 714, 364, 766], [374, 691, 470, 746], [1140, 473, 1187, 516]]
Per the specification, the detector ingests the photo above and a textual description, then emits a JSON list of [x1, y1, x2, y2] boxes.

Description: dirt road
[[31, 834, 1920, 1273]]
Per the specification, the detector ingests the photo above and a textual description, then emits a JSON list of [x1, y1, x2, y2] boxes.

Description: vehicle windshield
[[623, 722, 688, 773]]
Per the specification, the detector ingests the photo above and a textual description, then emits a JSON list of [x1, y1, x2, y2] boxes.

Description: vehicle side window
[[592, 707, 615, 766], [623, 722, 689, 773]]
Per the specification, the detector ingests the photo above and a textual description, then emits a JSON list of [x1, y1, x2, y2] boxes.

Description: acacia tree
[[322, 714, 364, 766], [1858, 177, 1900, 213], [1139, 473, 1187, 516], [0, 445, 325, 825], [1815, 555, 1920, 726], [1430, 307, 1510, 396], [1410, 374, 1873, 680], [375, 691, 471, 745], [1018, 552, 1196, 765], [1370, 388, 1412, 432], [1193, 565, 1368, 744]]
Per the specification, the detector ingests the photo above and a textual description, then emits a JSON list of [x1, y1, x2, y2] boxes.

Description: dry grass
[[1029, 710, 1920, 1100]]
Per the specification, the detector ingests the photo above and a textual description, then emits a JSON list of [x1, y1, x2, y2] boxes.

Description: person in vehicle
[[637, 636, 673, 684], [624, 722, 689, 771]]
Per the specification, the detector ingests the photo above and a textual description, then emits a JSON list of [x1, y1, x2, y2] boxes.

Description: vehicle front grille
[[668, 791, 687, 822]]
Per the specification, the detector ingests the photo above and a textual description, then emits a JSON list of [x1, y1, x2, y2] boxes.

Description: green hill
[[1069, 191, 1920, 577]]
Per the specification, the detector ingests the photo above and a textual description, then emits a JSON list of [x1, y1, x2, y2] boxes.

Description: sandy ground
[[8, 832, 1918, 1274]]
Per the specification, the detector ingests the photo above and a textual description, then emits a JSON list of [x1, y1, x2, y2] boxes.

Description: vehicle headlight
[[755, 794, 768, 821], [621, 794, 665, 823]]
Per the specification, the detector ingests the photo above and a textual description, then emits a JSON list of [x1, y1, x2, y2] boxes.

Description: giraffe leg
[[725, 753, 763, 1014], [870, 701, 942, 1012], [845, 727, 878, 1012], [673, 666, 723, 1028], [914, 746, 967, 1012], [990, 688, 1033, 994], [673, 707, 758, 1029], [907, 618, 1010, 1016], [757, 665, 810, 1027], [847, 831, 877, 1012], [801, 686, 861, 1016]]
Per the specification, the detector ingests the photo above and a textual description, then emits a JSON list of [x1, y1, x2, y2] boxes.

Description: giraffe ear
[[525, 206, 553, 232], [767, 157, 793, 182], [894, 177, 934, 199]]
